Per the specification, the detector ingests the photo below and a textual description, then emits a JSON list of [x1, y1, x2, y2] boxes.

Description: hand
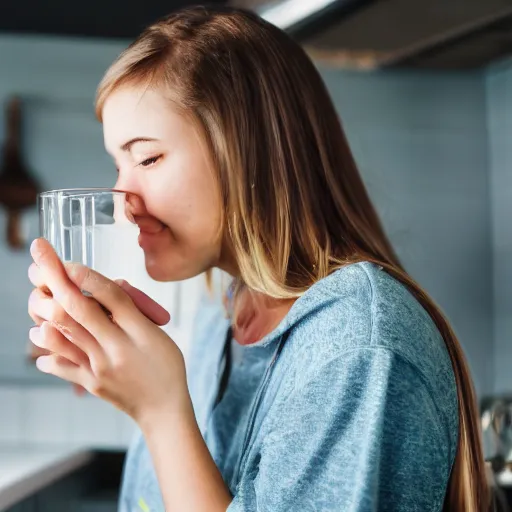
[[27, 343, 86, 396], [28, 238, 191, 424]]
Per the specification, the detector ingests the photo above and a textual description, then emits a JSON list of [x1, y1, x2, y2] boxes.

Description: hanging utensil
[[0, 96, 40, 249]]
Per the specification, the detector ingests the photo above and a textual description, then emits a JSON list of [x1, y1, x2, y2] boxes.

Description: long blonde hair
[[96, 6, 490, 510]]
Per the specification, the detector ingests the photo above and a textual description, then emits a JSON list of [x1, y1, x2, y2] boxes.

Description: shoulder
[[276, 262, 458, 440], [284, 262, 451, 373]]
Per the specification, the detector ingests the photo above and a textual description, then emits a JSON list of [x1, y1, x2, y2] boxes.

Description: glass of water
[[38, 188, 141, 279], [32, 188, 180, 367]]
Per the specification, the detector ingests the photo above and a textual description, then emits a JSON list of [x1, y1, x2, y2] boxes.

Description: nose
[[125, 193, 149, 217], [113, 172, 146, 223], [113, 165, 142, 195], [114, 177, 133, 194]]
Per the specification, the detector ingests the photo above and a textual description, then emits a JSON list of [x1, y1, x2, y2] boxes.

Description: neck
[[232, 290, 295, 345]]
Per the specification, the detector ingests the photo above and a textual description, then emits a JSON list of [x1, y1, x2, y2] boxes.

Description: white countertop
[[0, 444, 94, 511]]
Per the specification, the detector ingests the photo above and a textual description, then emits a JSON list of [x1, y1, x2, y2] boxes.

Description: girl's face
[[102, 86, 230, 281]]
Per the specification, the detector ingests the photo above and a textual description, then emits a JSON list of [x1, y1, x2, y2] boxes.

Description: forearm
[[140, 400, 232, 512]]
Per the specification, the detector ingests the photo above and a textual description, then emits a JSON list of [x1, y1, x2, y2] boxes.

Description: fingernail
[[29, 327, 42, 346], [36, 356, 51, 372], [115, 279, 128, 289], [30, 239, 43, 263]]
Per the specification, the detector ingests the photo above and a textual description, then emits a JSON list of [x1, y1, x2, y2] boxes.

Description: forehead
[[101, 86, 184, 152]]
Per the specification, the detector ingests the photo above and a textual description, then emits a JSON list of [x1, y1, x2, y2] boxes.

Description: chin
[[143, 252, 208, 282], [145, 263, 174, 282]]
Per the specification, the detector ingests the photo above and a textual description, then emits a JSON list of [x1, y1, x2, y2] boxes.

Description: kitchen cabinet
[[6, 497, 36, 512], [2, 450, 124, 512]]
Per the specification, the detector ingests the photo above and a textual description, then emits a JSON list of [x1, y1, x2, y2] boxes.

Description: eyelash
[[139, 155, 162, 168]]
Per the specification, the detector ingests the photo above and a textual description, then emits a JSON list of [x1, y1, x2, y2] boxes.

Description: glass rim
[[38, 188, 128, 199]]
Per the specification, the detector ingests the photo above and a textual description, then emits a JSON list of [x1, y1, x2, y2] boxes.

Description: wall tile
[[0, 386, 23, 445], [69, 394, 122, 448], [23, 388, 72, 445]]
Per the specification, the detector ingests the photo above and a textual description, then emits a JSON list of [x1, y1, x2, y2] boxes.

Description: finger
[[31, 244, 169, 326], [28, 264, 51, 326], [28, 263, 49, 292], [28, 287, 52, 327], [28, 287, 107, 365], [63, 263, 150, 334], [28, 342, 52, 360], [36, 354, 91, 388], [116, 280, 170, 326], [30, 323, 90, 368], [28, 297, 44, 326], [31, 238, 118, 342]]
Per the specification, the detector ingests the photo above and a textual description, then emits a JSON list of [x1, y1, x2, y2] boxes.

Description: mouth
[[133, 215, 166, 235], [135, 215, 168, 251]]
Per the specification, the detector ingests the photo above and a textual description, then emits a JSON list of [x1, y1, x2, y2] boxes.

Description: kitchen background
[[0, 0, 511, 510]]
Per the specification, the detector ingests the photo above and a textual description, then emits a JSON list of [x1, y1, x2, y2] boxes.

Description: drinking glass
[[32, 188, 181, 368], [38, 188, 140, 278]]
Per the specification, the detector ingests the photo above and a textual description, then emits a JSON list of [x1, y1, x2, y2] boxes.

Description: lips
[[134, 215, 165, 235]]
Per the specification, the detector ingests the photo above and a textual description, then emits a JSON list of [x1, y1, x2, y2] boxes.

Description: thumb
[[115, 280, 170, 326]]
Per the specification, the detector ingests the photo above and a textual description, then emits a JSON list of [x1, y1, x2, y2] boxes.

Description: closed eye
[[139, 155, 162, 168]]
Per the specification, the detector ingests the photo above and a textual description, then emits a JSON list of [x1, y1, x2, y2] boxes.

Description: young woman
[[28, 6, 489, 511]]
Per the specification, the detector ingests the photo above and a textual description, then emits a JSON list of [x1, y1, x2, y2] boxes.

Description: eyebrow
[[120, 137, 159, 152]]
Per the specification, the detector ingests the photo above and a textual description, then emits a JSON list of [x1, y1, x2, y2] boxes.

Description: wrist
[[137, 393, 196, 438]]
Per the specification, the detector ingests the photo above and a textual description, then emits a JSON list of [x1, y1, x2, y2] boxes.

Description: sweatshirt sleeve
[[228, 346, 454, 512]]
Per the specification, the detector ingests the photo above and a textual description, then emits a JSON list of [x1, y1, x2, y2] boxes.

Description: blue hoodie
[[119, 262, 458, 512]]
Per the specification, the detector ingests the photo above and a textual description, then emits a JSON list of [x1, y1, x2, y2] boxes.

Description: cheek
[[145, 169, 221, 242]]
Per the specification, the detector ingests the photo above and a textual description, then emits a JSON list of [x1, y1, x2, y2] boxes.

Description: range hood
[[234, 0, 512, 70]]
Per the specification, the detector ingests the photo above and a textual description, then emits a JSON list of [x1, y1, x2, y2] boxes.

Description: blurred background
[[0, 0, 511, 510]]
